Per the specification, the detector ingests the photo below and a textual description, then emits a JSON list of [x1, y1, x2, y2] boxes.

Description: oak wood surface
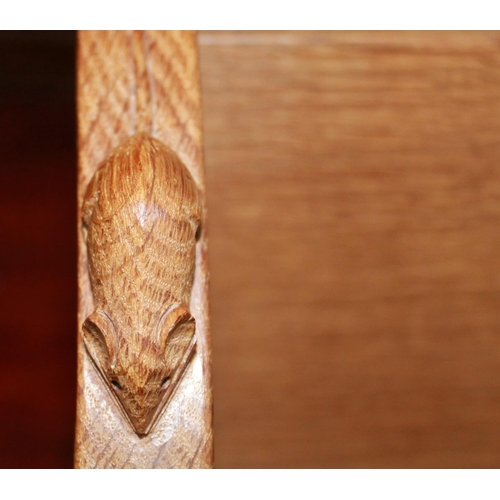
[[199, 30, 500, 468], [76, 31, 212, 468]]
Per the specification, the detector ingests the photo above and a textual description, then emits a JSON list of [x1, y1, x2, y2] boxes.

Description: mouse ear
[[158, 306, 196, 372], [82, 311, 118, 371]]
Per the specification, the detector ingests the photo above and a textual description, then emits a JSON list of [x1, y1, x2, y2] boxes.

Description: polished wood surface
[[76, 31, 212, 468], [199, 31, 500, 468]]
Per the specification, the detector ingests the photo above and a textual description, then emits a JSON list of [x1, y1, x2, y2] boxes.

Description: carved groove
[[82, 132, 201, 436]]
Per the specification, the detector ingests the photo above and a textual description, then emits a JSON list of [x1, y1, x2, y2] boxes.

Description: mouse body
[[82, 133, 201, 436]]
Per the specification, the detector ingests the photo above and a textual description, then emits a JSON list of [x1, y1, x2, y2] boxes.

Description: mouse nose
[[117, 390, 162, 436], [130, 417, 150, 436]]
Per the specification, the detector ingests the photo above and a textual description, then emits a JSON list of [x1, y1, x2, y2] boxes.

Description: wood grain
[[82, 133, 201, 436], [199, 31, 500, 468], [76, 31, 212, 468]]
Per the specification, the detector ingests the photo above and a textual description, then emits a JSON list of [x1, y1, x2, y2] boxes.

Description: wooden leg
[[75, 30, 213, 469]]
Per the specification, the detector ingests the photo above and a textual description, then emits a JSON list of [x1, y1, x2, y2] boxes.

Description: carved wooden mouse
[[81, 133, 202, 436]]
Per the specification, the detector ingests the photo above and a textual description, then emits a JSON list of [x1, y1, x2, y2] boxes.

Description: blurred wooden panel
[[199, 31, 500, 467]]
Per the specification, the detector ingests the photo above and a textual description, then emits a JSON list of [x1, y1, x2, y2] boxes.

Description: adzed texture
[[76, 31, 212, 469]]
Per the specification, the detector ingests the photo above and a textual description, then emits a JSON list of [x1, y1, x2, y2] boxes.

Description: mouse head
[[82, 305, 196, 436]]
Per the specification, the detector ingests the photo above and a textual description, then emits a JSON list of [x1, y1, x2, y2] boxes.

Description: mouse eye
[[161, 376, 171, 389], [111, 379, 122, 391]]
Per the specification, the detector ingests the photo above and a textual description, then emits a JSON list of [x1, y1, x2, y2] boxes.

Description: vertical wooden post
[[75, 31, 213, 468]]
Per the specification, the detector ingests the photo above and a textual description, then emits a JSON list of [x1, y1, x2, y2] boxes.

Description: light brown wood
[[82, 133, 201, 436], [76, 31, 212, 468], [199, 30, 500, 468]]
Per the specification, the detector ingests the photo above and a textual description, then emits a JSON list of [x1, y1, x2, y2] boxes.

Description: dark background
[[0, 31, 76, 467]]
